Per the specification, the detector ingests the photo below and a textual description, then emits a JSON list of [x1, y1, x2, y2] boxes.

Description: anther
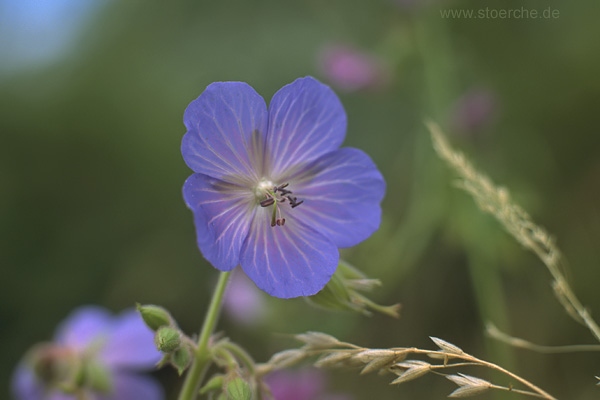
[[275, 183, 292, 196], [286, 195, 304, 208], [260, 198, 275, 207], [274, 183, 289, 192]]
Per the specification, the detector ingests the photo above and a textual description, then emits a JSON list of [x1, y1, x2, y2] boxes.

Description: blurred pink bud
[[450, 87, 497, 135], [265, 368, 352, 400], [318, 44, 390, 92], [223, 267, 266, 326]]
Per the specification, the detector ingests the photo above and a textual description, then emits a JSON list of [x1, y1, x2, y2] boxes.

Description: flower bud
[[225, 377, 252, 400], [171, 345, 192, 375], [307, 260, 400, 318], [137, 303, 173, 331], [154, 327, 181, 353]]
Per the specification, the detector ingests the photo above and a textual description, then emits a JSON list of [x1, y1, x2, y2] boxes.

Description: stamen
[[271, 204, 277, 227], [286, 196, 304, 208], [274, 183, 289, 192], [260, 198, 275, 207], [258, 181, 303, 227]]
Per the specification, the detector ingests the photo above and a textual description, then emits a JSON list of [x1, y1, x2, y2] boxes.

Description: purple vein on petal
[[213, 202, 254, 246], [279, 97, 329, 170], [198, 110, 254, 179], [185, 134, 251, 185], [209, 94, 257, 181]]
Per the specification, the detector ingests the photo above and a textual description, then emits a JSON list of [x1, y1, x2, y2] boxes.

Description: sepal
[[171, 345, 193, 375], [154, 327, 182, 353], [307, 260, 400, 317]]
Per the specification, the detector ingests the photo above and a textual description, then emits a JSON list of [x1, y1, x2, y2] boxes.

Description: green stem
[[219, 341, 257, 374], [178, 271, 231, 400]]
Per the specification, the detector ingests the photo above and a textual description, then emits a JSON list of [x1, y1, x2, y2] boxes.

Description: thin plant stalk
[[260, 334, 556, 399], [178, 271, 231, 400], [429, 121, 600, 343], [487, 322, 600, 353]]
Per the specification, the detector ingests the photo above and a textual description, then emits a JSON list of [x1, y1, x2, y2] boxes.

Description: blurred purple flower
[[12, 306, 163, 400], [450, 87, 497, 135], [264, 368, 351, 400], [318, 45, 390, 92], [182, 76, 385, 298], [223, 267, 266, 326]]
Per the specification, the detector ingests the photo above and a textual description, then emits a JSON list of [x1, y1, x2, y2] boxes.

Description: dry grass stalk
[[257, 332, 556, 399], [428, 121, 600, 343]]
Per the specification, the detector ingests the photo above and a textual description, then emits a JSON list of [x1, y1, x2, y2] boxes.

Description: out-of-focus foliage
[[2, 0, 600, 399]]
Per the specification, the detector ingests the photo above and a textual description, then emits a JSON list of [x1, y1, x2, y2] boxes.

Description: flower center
[[254, 179, 304, 227]]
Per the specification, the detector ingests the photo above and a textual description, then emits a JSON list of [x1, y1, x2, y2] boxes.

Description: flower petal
[[266, 77, 346, 178], [54, 306, 112, 351], [97, 373, 164, 400], [100, 309, 161, 369], [11, 363, 76, 400], [183, 173, 255, 271], [11, 363, 43, 400], [289, 148, 385, 248], [182, 82, 268, 183], [240, 207, 339, 298]]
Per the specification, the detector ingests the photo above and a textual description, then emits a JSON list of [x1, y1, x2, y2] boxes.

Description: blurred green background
[[2, 0, 600, 398]]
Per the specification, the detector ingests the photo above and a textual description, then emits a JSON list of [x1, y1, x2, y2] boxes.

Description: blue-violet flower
[[182, 76, 385, 298], [12, 306, 164, 400]]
